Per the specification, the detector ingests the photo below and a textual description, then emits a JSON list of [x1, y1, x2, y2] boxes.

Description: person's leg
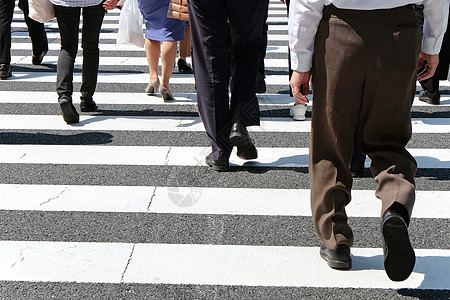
[[256, 8, 268, 94], [54, 4, 80, 123], [227, 0, 268, 127], [360, 7, 421, 221], [161, 40, 177, 86], [146, 39, 160, 82], [80, 2, 105, 101], [159, 40, 177, 100], [0, 0, 14, 77], [358, 6, 421, 282], [188, 0, 232, 162], [310, 6, 368, 251], [54, 4, 80, 100], [178, 22, 193, 73], [18, 0, 48, 63], [179, 22, 191, 60]]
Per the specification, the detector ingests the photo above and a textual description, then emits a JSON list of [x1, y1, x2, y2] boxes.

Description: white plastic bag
[[117, 0, 144, 48]]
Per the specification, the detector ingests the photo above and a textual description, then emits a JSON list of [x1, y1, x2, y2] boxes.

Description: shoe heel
[[145, 78, 159, 95], [160, 84, 174, 101]]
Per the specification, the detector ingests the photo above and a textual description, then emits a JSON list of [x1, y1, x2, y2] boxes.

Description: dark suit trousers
[[188, 0, 268, 160], [309, 5, 421, 250], [0, 0, 47, 65]]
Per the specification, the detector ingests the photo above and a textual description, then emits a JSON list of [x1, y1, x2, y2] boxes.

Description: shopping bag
[[117, 0, 144, 48], [29, 0, 55, 23]]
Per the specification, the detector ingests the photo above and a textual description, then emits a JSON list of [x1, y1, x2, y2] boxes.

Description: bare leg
[[145, 38, 160, 81], [161, 40, 177, 86]]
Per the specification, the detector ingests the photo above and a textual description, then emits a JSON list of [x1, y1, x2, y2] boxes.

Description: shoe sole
[[319, 250, 351, 270], [382, 216, 415, 281], [229, 133, 257, 160], [59, 99, 79, 124]]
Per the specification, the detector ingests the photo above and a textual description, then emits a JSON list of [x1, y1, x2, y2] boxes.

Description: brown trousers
[[309, 5, 422, 250]]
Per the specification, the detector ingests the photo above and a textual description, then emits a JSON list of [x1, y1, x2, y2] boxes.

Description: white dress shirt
[[288, 0, 450, 72]]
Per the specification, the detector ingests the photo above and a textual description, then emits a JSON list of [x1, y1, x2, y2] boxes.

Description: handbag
[[117, 0, 144, 48], [28, 0, 55, 23], [167, 0, 189, 21]]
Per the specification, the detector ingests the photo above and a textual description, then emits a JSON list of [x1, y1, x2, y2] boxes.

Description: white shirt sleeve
[[422, 0, 450, 54], [288, 0, 325, 72]]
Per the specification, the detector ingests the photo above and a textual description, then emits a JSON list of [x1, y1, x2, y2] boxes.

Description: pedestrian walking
[[289, 0, 449, 281], [52, 0, 117, 123], [188, 0, 269, 172], [139, 0, 185, 101], [0, 0, 48, 79]]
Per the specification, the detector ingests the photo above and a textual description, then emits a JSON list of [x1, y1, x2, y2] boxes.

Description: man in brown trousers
[[289, 0, 449, 281]]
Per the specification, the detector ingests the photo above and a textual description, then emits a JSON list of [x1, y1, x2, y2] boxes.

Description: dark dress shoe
[[32, 49, 48, 65], [0, 64, 12, 79], [229, 122, 258, 160], [59, 97, 79, 124], [177, 58, 193, 74], [80, 98, 98, 112], [382, 208, 415, 281], [418, 90, 440, 105], [320, 244, 351, 269], [205, 153, 229, 172]]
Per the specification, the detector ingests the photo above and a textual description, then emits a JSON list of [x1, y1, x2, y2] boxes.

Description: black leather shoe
[[320, 244, 351, 269], [32, 49, 48, 65], [382, 208, 415, 281], [80, 98, 98, 112], [419, 90, 440, 105], [0, 64, 12, 79], [205, 153, 229, 172], [229, 122, 257, 160], [177, 58, 193, 74], [59, 96, 79, 124]]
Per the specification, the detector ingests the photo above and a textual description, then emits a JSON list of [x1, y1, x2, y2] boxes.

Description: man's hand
[[280, 0, 285, 3], [417, 52, 439, 81], [290, 70, 311, 105]]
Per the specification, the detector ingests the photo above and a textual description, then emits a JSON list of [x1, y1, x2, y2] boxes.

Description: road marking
[[1, 115, 450, 133], [0, 145, 448, 168], [0, 184, 448, 218], [0, 241, 448, 289]]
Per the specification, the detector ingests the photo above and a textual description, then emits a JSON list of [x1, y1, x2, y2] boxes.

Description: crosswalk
[[1, 1, 450, 298]]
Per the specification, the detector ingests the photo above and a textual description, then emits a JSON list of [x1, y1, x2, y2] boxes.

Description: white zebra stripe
[[0, 241, 448, 289], [0, 145, 448, 168], [1, 115, 450, 133], [0, 184, 448, 218]]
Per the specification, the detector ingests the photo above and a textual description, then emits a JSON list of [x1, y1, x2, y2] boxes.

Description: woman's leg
[[161, 40, 177, 86], [145, 38, 160, 81]]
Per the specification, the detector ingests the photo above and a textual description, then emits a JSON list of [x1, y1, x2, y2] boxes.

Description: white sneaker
[[290, 104, 307, 121]]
